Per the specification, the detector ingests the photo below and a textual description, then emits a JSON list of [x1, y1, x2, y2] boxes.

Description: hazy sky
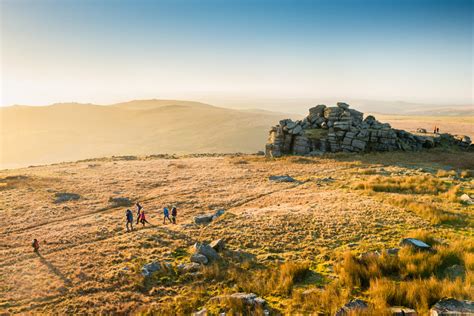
[[1, 0, 472, 107]]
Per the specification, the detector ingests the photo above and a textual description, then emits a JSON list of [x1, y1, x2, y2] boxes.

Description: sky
[[0, 0, 472, 107]]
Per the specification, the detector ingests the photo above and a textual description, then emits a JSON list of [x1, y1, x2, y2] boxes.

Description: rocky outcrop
[[265, 102, 472, 157]]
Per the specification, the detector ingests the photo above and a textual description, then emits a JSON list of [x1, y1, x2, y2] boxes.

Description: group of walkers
[[32, 201, 178, 252], [125, 202, 178, 232]]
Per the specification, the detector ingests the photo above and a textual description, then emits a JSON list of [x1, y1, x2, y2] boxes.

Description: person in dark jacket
[[32, 239, 40, 253], [126, 209, 134, 231], [171, 206, 177, 224], [136, 202, 143, 224]]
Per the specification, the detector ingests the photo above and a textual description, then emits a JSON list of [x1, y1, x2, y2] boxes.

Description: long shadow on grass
[[37, 253, 72, 287]]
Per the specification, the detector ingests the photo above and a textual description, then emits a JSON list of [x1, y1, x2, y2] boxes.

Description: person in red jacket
[[32, 239, 40, 253], [139, 210, 150, 227]]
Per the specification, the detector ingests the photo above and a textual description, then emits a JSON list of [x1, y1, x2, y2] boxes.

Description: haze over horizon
[[1, 0, 472, 108]]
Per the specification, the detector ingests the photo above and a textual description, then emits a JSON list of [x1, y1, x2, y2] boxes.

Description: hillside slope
[[0, 100, 291, 169], [0, 152, 472, 314]]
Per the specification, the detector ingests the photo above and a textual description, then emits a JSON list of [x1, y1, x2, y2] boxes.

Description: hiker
[[32, 239, 40, 253], [437, 127, 440, 133], [171, 206, 177, 224], [433, 126, 437, 134], [126, 209, 134, 231], [139, 210, 150, 227], [163, 207, 172, 224], [136, 202, 142, 225]]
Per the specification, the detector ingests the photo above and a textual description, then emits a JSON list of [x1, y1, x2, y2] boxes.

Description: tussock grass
[[231, 261, 311, 296], [339, 237, 471, 286], [369, 275, 473, 314], [460, 170, 473, 178], [353, 175, 448, 195], [388, 195, 461, 225], [436, 169, 457, 177]]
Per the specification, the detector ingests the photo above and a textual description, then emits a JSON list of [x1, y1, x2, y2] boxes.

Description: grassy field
[[0, 150, 473, 315]]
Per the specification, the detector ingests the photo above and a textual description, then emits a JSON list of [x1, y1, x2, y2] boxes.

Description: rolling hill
[[0, 100, 294, 169]]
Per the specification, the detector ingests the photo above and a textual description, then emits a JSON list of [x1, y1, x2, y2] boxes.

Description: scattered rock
[[416, 128, 427, 133], [385, 248, 400, 256], [211, 292, 267, 308], [256, 151, 265, 156], [194, 242, 219, 262], [335, 299, 368, 316], [194, 214, 214, 224], [194, 209, 225, 224], [193, 308, 208, 316], [430, 298, 474, 316], [389, 306, 417, 316], [190, 253, 208, 265], [177, 262, 201, 273], [54, 192, 80, 203], [359, 250, 381, 259], [213, 209, 225, 219], [108, 197, 132, 207], [269, 175, 296, 182], [210, 239, 225, 252], [141, 261, 161, 277], [400, 238, 432, 252], [460, 194, 473, 205], [444, 264, 466, 280]]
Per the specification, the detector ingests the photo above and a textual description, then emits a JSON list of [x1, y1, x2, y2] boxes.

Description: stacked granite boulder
[[265, 102, 472, 157]]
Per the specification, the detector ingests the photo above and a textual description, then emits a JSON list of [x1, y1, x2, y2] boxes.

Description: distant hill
[[0, 100, 294, 169]]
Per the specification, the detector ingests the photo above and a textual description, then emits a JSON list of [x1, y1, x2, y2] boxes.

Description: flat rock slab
[[400, 238, 432, 251], [269, 175, 296, 182], [430, 298, 474, 316]]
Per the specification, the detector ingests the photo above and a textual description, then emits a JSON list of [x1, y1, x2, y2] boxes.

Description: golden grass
[[2, 152, 473, 314], [388, 195, 461, 225], [353, 175, 448, 195]]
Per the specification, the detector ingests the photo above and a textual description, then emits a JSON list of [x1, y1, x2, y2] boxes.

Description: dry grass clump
[[353, 175, 448, 195], [369, 275, 473, 313], [230, 261, 311, 296], [388, 195, 461, 225], [145, 285, 208, 315], [436, 169, 457, 177], [335, 232, 473, 312], [339, 237, 471, 286], [460, 169, 473, 178], [288, 282, 350, 315]]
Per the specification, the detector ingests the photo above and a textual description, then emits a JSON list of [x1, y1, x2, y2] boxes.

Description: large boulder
[[430, 298, 474, 316], [194, 242, 219, 261]]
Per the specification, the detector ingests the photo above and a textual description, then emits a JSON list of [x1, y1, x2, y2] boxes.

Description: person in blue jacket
[[163, 207, 172, 224]]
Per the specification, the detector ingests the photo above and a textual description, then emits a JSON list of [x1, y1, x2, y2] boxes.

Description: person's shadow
[[36, 252, 72, 287]]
